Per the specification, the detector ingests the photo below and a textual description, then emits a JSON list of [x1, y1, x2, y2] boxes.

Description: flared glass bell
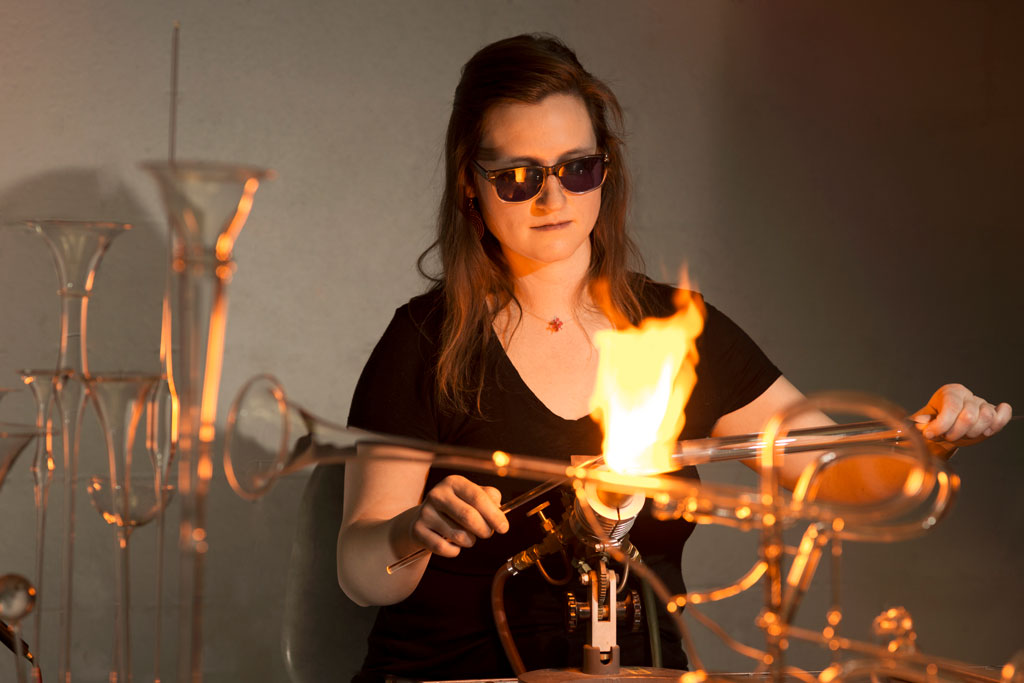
[[20, 220, 132, 375], [141, 161, 271, 261]]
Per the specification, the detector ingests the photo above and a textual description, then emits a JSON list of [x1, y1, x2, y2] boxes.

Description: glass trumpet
[[13, 218, 130, 683], [141, 160, 271, 683], [84, 373, 161, 683], [225, 376, 951, 583], [18, 369, 65, 677]]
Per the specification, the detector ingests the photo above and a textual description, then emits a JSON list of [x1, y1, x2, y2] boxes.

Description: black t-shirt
[[347, 278, 781, 680]]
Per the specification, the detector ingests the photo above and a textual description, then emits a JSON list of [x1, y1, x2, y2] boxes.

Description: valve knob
[[527, 501, 550, 518], [527, 501, 555, 532]]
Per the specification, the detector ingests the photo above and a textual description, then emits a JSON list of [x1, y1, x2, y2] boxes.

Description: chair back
[[281, 463, 378, 682]]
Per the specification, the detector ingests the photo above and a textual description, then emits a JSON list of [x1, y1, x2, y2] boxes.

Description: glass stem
[[57, 293, 89, 377], [112, 523, 132, 682], [153, 467, 166, 683], [12, 621, 27, 683], [56, 379, 85, 683], [176, 258, 231, 683], [28, 381, 53, 673]]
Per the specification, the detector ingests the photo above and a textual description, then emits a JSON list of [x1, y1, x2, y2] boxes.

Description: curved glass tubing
[[224, 374, 949, 531], [222, 374, 1014, 683]]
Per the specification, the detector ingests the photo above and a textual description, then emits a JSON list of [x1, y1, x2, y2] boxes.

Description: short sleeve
[[698, 302, 781, 417], [346, 300, 441, 443]]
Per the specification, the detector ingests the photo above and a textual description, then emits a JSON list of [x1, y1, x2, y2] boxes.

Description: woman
[[337, 34, 1011, 679]]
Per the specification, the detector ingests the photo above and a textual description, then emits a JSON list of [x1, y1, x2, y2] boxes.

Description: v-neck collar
[[491, 337, 596, 424]]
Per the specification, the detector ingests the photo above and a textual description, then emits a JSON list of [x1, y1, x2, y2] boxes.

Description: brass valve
[[527, 501, 556, 534]]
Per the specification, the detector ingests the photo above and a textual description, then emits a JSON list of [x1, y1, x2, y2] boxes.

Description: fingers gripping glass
[[471, 153, 609, 203]]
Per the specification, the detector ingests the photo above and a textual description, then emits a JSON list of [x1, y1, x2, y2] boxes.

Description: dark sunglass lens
[[559, 156, 606, 193], [494, 168, 543, 202]]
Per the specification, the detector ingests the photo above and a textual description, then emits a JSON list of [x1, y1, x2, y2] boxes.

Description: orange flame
[[589, 282, 704, 474]]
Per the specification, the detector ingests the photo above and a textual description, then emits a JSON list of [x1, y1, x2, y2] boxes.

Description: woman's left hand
[[911, 383, 1012, 452]]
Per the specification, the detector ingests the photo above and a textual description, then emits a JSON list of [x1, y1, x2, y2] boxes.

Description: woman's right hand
[[405, 475, 509, 557]]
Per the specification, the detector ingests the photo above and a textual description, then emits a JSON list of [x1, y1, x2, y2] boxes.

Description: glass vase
[[19, 219, 131, 683], [141, 161, 272, 683]]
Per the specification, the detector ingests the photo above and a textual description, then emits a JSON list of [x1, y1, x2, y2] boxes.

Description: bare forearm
[[336, 507, 428, 607], [781, 453, 918, 505]]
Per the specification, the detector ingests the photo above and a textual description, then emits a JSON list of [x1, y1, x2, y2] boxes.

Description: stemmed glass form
[[142, 161, 272, 683], [18, 219, 131, 682], [17, 369, 66, 678], [84, 373, 161, 683], [146, 378, 176, 683], [150, 215, 181, 683]]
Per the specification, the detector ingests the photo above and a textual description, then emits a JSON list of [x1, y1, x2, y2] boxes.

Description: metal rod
[[169, 22, 180, 163]]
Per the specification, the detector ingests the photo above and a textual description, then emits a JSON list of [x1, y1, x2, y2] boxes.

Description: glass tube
[[142, 161, 271, 683]]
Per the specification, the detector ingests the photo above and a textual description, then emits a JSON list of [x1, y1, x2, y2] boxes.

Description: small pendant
[[546, 317, 564, 333]]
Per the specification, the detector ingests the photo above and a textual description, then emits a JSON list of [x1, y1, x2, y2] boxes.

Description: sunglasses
[[471, 153, 609, 203]]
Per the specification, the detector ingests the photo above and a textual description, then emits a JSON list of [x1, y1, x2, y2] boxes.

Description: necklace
[[520, 306, 567, 333]]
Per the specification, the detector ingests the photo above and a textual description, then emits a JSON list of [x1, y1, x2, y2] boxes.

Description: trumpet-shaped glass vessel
[[84, 373, 160, 683], [23, 220, 132, 375], [18, 369, 65, 677], [17, 218, 130, 682], [142, 161, 271, 683]]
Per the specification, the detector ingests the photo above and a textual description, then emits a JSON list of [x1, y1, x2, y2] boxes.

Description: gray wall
[[0, 1, 1021, 680]]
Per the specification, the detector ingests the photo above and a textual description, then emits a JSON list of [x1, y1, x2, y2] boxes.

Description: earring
[[467, 197, 485, 240]]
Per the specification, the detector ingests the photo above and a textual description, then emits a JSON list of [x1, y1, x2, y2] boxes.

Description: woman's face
[[471, 93, 602, 275]]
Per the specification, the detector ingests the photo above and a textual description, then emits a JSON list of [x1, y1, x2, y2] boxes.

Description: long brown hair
[[418, 33, 644, 414]]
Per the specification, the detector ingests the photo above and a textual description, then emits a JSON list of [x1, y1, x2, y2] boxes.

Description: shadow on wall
[[0, 167, 166, 383], [0, 168, 363, 682], [0, 167, 170, 681]]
